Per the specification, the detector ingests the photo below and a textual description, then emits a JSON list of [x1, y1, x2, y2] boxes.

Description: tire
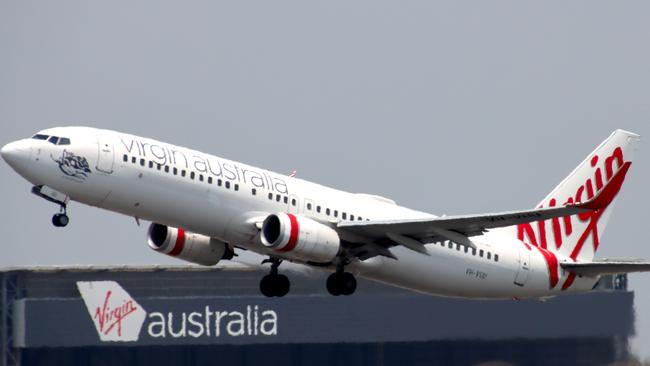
[[276, 274, 290, 297], [52, 214, 69, 227], [58, 214, 69, 227], [326, 273, 342, 296], [341, 272, 357, 296], [260, 275, 275, 297]]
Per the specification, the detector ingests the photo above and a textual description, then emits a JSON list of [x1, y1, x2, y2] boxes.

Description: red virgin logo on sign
[[77, 281, 147, 342], [94, 290, 140, 337]]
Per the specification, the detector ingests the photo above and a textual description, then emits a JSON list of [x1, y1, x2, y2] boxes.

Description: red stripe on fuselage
[[169, 228, 185, 256], [533, 245, 559, 289], [278, 214, 299, 252]]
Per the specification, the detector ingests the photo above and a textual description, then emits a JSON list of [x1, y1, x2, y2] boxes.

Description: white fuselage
[[3, 127, 599, 299]]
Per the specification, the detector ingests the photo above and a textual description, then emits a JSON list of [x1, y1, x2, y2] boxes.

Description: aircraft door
[[514, 248, 531, 287], [96, 135, 115, 174]]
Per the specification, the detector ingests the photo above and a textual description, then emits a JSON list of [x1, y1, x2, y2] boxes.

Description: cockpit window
[[33, 134, 71, 145]]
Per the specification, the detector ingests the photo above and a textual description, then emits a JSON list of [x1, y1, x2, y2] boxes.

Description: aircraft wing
[[338, 162, 630, 257], [561, 260, 650, 277]]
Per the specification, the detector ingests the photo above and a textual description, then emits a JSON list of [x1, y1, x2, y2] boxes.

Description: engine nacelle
[[260, 213, 340, 263], [147, 223, 231, 266]]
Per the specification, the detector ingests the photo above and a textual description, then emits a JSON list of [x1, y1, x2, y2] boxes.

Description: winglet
[[575, 162, 631, 211]]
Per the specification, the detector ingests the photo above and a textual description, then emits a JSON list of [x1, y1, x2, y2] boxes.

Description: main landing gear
[[326, 262, 357, 296], [260, 258, 290, 298], [258, 257, 357, 297]]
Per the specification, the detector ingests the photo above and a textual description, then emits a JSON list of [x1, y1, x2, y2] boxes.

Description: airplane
[[2, 127, 650, 299]]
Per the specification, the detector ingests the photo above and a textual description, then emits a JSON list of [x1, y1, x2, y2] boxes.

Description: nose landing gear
[[31, 186, 70, 228], [52, 205, 69, 227], [260, 258, 290, 297]]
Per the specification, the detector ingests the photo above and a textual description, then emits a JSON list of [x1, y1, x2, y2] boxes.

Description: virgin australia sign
[[76, 281, 279, 343], [77, 281, 147, 342]]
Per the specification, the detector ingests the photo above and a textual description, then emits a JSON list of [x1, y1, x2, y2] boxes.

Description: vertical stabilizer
[[516, 130, 640, 262]]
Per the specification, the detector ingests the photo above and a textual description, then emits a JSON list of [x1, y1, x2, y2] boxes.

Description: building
[[0, 265, 634, 366]]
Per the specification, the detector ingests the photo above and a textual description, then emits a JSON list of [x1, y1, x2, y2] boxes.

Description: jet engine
[[260, 213, 340, 262], [147, 223, 232, 266]]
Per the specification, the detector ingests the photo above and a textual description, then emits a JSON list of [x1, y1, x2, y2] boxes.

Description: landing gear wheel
[[259, 258, 291, 297], [260, 275, 275, 297], [52, 213, 69, 227], [327, 272, 357, 296], [327, 273, 342, 296], [276, 274, 290, 297], [340, 272, 357, 296], [260, 274, 291, 297]]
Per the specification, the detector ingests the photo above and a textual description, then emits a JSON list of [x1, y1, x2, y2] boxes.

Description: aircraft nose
[[1, 140, 32, 170]]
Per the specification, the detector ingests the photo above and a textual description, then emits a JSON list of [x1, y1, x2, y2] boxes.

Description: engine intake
[[147, 223, 231, 266], [261, 213, 340, 262]]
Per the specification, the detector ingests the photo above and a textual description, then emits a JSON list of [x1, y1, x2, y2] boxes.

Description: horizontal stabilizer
[[561, 259, 650, 277]]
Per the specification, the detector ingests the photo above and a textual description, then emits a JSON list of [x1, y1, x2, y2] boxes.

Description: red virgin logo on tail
[[78, 281, 147, 342], [517, 147, 630, 290]]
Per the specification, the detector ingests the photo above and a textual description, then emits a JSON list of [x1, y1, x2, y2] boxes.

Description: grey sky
[[2, 0, 650, 359]]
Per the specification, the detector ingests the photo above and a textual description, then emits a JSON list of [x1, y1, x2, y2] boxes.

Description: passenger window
[[334, 210, 338, 218], [48, 136, 59, 145], [317, 206, 321, 213], [157, 164, 162, 171], [173, 167, 178, 175], [342, 213, 347, 220], [132, 157, 137, 164], [181, 170, 186, 177], [326, 208, 331, 216], [350, 215, 355, 221], [218, 179, 222, 186], [234, 184, 239, 191], [472, 248, 477, 256], [268, 193, 273, 200], [276, 194, 281, 202], [456, 244, 461, 251], [32, 134, 48, 140], [495, 254, 499, 262], [58, 138, 71, 145], [207, 176, 212, 184], [447, 242, 453, 249], [283, 196, 288, 204], [291, 198, 296, 206], [140, 158, 145, 166], [190, 172, 195, 179], [464, 246, 469, 253], [225, 181, 231, 189], [479, 249, 484, 258], [358, 217, 363, 221], [165, 166, 169, 173], [199, 174, 204, 182], [252, 188, 257, 196], [307, 203, 312, 210], [149, 161, 154, 168], [123, 154, 128, 162]]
